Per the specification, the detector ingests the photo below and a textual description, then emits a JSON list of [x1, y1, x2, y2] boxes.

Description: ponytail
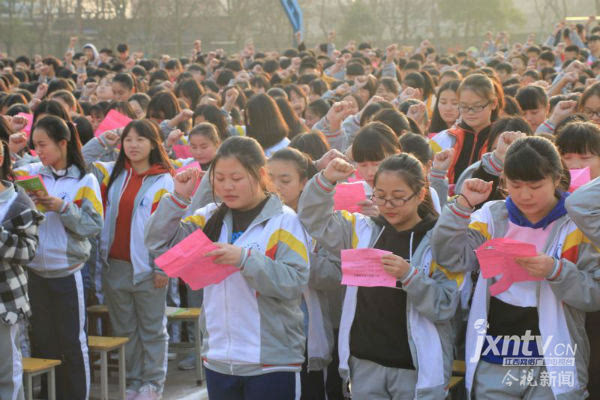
[[31, 115, 87, 179]]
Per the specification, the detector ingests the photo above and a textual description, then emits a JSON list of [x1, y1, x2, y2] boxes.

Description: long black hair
[[245, 93, 289, 149], [106, 119, 174, 193], [429, 79, 460, 134], [30, 115, 87, 179]]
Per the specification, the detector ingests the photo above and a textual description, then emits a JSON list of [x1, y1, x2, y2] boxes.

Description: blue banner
[[280, 0, 303, 33]]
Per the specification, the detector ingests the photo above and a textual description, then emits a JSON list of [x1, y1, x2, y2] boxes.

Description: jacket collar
[[505, 192, 569, 229], [38, 163, 83, 179]]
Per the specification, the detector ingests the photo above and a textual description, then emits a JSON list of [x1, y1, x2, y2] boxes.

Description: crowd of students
[[1, 17, 600, 400]]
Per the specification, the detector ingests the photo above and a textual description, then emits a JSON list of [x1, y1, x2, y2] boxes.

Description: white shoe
[[135, 384, 161, 400], [167, 352, 177, 361]]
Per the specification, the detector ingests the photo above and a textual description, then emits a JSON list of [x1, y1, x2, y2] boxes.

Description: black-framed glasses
[[583, 108, 600, 119], [370, 192, 418, 208], [458, 102, 490, 114]]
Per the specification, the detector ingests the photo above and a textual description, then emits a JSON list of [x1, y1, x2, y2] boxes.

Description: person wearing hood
[[82, 43, 100, 67], [298, 153, 462, 399], [83, 120, 174, 400]]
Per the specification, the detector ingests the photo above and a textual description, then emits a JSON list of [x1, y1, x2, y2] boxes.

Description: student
[[285, 84, 309, 119], [429, 80, 460, 136], [112, 73, 136, 102], [433, 136, 600, 399], [297, 153, 461, 400], [275, 97, 309, 139], [0, 140, 44, 400], [563, 124, 600, 398], [305, 99, 330, 129], [454, 116, 533, 195], [17, 115, 103, 400], [430, 74, 504, 184], [515, 85, 549, 132], [268, 148, 340, 400], [579, 82, 600, 126], [351, 122, 401, 189], [399, 132, 445, 213], [403, 71, 436, 116], [167, 122, 220, 171], [351, 122, 402, 216], [83, 119, 174, 400], [145, 136, 309, 400], [556, 121, 600, 179], [129, 93, 151, 119], [245, 93, 291, 157]]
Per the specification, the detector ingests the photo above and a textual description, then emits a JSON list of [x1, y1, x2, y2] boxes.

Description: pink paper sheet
[[94, 109, 132, 137], [341, 248, 396, 287], [17, 112, 34, 137], [569, 167, 591, 193], [334, 182, 366, 213], [176, 162, 202, 193], [173, 144, 192, 159], [155, 229, 238, 290], [475, 238, 541, 296]]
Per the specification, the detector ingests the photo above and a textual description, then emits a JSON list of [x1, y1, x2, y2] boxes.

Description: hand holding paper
[[154, 228, 239, 290], [334, 182, 366, 213], [15, 175, 49, 212], [475, 238, 542, 296], [341, 248, 397, 287]]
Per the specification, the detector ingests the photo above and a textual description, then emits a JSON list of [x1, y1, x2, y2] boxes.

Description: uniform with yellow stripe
[[87, 160, 174, 284], [81, 136, 175, 284], [145, 193, 310, 376], [432, 199, 600, 399], [15, 163, 103, 278], [297, 172, 463, 399]]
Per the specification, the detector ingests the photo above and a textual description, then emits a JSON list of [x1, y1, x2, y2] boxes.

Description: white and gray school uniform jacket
[[454, 151, 504, 195], [89, 162, 174, 284], [566, 177, 600, 248], [313, 116, 349, 152], [144, 194, 310, 376], [15, 163, 104, 279], [432, 200, 600, 399], [298, 172, 463, 399], [82, 136, 175, 284], [304, 240, 343, 372]]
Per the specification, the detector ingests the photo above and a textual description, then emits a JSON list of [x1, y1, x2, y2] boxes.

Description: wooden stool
[[87, 305, 205, 385], [88, 336, 129, 400], [87, 304, 111, 336], [22, 357, 61, 400], [166, 307, 204, 384]]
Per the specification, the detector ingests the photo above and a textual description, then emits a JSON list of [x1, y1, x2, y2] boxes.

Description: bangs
[[556, 122, 600, 156], [504, 138, 561, 182], [352, 134, 392, 162]]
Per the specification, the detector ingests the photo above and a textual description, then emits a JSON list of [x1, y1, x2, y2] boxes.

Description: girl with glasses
[[298, 153, 462, 399], [430, 74, 504, 187]]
